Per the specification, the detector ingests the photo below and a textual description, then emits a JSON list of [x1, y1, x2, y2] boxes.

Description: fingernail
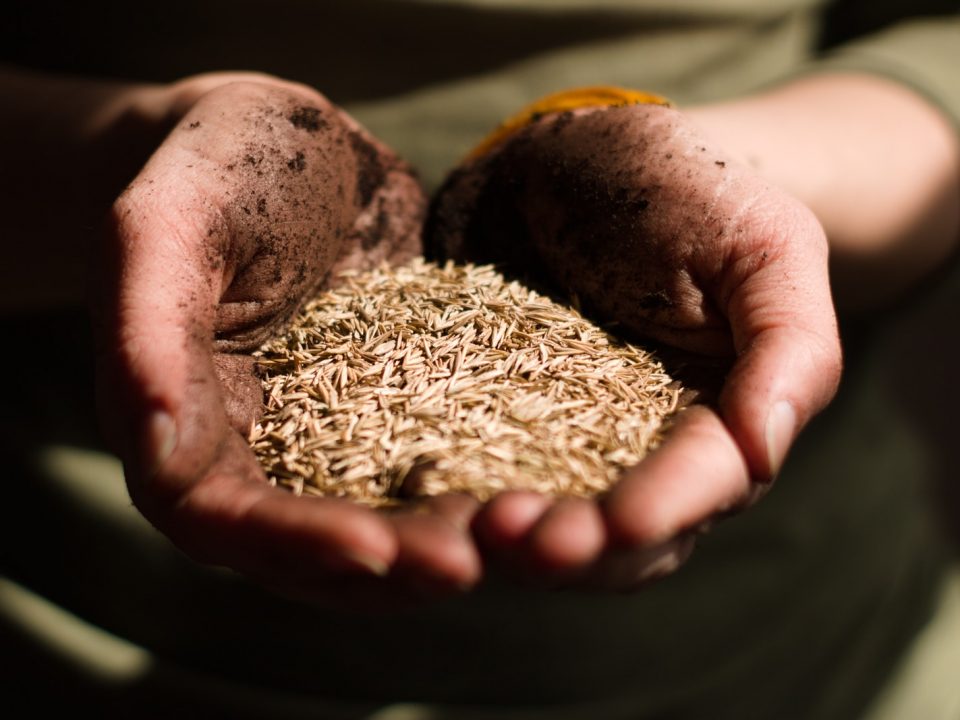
[[147, 411, 178, 475], [765, 400, 796, 478], [640, 536, 695, 581], [342, 551, 389, 577], [618, 535, 696, 589]]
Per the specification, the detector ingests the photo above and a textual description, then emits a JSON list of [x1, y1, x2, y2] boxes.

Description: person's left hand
[[428, 101, 842, 589]]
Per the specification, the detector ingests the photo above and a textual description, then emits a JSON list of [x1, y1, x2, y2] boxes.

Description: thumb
[[718, 207, 842, 484], [213, 353, 264, 435], [95, 179, 398, 575], [93, 173, 229, 506]]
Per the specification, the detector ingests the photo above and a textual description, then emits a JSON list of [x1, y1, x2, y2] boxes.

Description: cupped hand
[[93, 75, 481, 604], [428, 102, 842, 589]]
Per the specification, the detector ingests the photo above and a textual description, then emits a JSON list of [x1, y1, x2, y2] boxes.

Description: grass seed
[[249, 258, 682, 505]]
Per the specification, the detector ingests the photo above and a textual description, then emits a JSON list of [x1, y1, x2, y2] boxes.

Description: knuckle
[[606, 490, 675, 546]]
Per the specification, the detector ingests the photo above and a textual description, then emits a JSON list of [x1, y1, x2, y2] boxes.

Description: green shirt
[[2, 2, 958, 718]]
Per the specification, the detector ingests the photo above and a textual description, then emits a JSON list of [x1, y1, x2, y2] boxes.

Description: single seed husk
[[249, 258, 683, 505]]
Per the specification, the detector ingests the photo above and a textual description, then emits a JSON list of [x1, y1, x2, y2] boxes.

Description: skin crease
[[430, 75, 959, 586], [684, 74, 960, 314], [429, 103, 843, 584], [433, 105, 781, 356], [94, 78, 490, 606], [2, 66, 957, 598]]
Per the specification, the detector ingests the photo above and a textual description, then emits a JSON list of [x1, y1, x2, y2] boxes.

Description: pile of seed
[[249, 259, 681, 505]]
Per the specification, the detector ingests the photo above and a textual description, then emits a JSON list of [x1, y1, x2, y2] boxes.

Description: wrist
[[686, 74, 960, 312]]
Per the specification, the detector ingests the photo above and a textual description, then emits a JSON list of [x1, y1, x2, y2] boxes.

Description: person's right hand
[[93, 74, 482, 605]]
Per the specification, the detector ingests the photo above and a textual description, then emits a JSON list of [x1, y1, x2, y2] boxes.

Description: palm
[[94, 79, 480, 605], [429, 104, 841, 587]]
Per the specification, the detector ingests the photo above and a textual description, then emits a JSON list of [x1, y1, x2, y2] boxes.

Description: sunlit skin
[[431, 100, 841, 585], [1, 67, 957, 599]]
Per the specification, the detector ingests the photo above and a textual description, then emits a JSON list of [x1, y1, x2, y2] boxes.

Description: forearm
[[686, 73, 960, 313]]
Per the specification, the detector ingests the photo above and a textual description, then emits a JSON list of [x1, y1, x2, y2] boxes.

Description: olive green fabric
[[814, 17, 960, 134], [6, 1, 959, 188], [1, 292, 956, 719], [2, 0, 960, 717], [860, 571, 960, 720], [2, 565, 959, 719]]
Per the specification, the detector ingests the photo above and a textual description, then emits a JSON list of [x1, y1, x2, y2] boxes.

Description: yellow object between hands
[[467, 86, 672, 161]]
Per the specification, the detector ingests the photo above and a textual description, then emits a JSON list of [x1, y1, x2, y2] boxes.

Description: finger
[[583, 535, 697, 592], [168, 433, 396, 578], [604, 406, 750, 546], [389, 503, 483, 595], [96, 162, 397, 576], [524, 497, 606, 574], [472, 491, 553, 550], [96, 175, 227, 490], [416, 493, 482, 532], [394, 493, 483, 587], [255, 489, 490, 609], [332, 159, 426, 276], [719, 207, 842, 481]]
